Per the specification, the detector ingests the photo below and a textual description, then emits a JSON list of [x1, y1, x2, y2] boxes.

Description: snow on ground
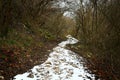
[[13, 35, 96, 80]]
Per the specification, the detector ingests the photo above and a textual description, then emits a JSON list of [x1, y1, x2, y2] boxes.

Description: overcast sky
[[52, 0, 80, 18]]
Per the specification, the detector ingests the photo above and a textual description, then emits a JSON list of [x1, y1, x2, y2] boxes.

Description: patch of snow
[[13, 35, 96, 80]]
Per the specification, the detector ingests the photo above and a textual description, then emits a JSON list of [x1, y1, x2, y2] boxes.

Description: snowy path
[[13, 35, 96, 80]]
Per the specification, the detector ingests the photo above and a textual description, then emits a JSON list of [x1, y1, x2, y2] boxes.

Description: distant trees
[[44, 13, 75, 38], [75, 0, 120, 79]]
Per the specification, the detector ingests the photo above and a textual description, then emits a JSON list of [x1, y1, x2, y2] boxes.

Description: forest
[[0, 0, 119, 80]]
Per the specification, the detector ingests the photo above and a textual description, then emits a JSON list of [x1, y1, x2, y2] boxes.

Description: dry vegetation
[[0, 0, 75, 79], [72, 0, 120, 79], [0, 0, 119, 80]]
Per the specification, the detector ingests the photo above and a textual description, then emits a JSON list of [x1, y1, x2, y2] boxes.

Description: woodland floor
[[0, 40, 60, 80], [0, 38, 118, 80]]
